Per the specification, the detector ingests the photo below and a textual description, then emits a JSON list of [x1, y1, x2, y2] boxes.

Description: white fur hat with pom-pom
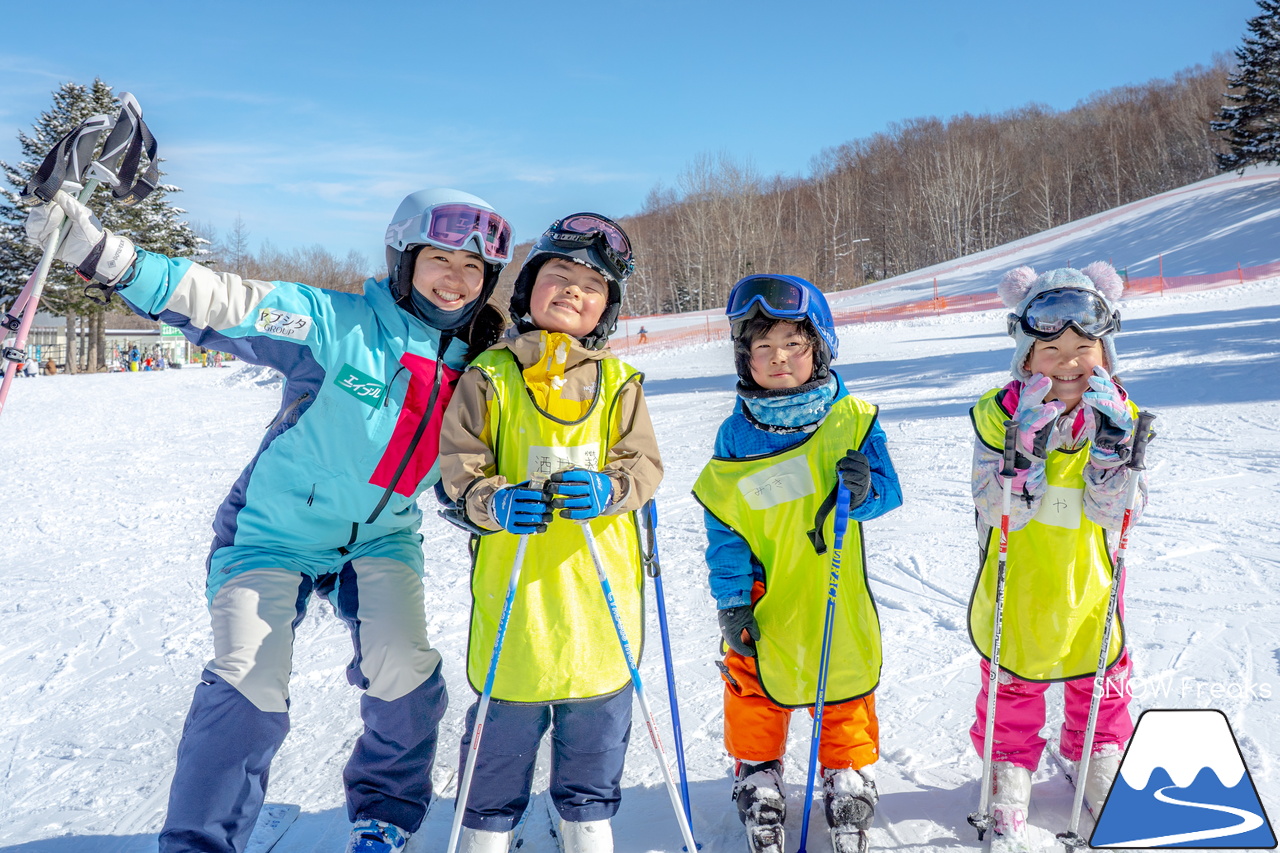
[[999, 261, 1124, 382]]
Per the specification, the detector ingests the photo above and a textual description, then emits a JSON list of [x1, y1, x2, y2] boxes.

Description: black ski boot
[[733, 759, 786, 853], [823, 766, 878, 853]]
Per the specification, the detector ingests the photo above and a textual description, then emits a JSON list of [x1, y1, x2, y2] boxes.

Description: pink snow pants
[[969, 649, 1134, 771]]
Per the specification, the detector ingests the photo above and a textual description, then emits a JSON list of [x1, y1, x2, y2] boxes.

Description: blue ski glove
[[548, 468, 613, 520], [1013, 374, 1065, 465], [490, 481, 553, 535], [836, 449, 871, 509], [718, 605, 761, 657], [1082, 366, 1135, 469]]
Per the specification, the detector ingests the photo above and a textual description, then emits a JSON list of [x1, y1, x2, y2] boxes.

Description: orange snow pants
[[719, 593, 879, 772]]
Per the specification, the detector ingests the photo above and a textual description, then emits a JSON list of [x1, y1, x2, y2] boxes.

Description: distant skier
[[439, 213, 663, 853], [26, 187, 515, 853], [637, 325, 648, 344], [968, 263, 1148, 849], [693, 275, 903, 853]]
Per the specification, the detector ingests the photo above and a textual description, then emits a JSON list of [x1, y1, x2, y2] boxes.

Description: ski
[[541, 790, 565, 853], [509, 793, 540, 851], [245, 803, 300, 853]]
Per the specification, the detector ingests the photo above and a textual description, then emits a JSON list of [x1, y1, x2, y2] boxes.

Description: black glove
[[718, 605, 760, 657], [836, 449, 871, 509]]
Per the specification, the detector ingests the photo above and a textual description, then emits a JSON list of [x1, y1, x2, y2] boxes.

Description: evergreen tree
[[0, 79, 206, 367], [1212, 0, 1280, 171]]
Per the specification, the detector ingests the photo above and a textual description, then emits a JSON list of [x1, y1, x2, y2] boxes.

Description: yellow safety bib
[[968, 388, 1137, 681], [693, 395, 881, 708], [467, 345, 644, 703]]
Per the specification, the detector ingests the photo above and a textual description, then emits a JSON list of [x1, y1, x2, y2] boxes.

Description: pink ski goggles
[[419, 203, 514, 264]]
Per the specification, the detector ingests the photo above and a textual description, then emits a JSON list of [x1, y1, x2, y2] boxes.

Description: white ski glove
[[24, 190, 136, 286]]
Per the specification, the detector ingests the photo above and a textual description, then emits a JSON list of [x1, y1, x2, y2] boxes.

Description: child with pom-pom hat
[[967, 263, 1150, 845]]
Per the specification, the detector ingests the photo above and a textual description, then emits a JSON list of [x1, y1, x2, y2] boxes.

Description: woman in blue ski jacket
[[25, 187, 515, 853]]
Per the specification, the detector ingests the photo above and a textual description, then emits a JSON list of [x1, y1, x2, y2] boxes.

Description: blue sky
[[0, 0, 1261, 273]]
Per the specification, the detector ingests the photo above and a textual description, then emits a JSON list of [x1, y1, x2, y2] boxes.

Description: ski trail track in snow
[[1, 280, 1277, 852]]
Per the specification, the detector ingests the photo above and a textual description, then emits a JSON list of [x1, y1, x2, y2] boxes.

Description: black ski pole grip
[[1128, 411, 1157, 471], [1000, 419, 1018, 478]]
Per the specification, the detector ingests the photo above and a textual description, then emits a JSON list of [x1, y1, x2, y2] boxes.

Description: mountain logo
[[1091, 709, 1276, 848]]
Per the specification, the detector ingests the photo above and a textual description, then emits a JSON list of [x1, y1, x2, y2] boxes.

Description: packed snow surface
[[2, 278, 1276, 853], [3, 169, 1279, 852]]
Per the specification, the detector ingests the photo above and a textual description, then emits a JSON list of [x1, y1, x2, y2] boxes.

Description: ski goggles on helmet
[[1008, 287, 1121, 340], [402, 203, 514, 265], [544, 213, 634, 282], [726, 275, 811, 322]]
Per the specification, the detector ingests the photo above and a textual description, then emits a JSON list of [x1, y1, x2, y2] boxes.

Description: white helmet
[[384, 188, 514, 329]]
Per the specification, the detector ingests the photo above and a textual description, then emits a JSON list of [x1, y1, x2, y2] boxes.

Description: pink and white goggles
[[414, 203, 514, 264]]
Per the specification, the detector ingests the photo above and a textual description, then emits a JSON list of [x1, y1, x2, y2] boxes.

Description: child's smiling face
[[748, 321, 815, 390], [1025, 327, 1107, 410], [529, 258, 608, 337]]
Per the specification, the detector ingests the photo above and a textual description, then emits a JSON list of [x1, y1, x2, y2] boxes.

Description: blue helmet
[[726, 274, 838, 385]]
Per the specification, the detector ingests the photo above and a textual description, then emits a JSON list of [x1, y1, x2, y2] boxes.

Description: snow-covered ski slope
[[618, 164, 1280, 340], [2, 167, 1278, 853]]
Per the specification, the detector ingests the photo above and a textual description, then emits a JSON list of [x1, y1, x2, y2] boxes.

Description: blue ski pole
[[797, 480, 852, 853], [580, 521, 700, 853], [640, 500, 698, 843]]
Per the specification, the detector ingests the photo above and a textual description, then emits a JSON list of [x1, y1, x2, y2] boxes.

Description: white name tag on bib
[[526, 444, 598, 483], [1035, 484, 1084, 529], [738, 456, 816, 511]]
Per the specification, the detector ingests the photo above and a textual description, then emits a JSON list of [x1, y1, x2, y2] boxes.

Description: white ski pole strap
[[22, 113, 111, 202]]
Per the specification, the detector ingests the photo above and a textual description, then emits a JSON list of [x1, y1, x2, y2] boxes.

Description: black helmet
[[509, 213, 634, 350]]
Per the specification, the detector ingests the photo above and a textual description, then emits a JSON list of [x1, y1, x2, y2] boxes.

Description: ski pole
[[797, 479, 852, 853], [0, 178, 100, 418], [968, 419, 1020, 841], [1, 93, 158, 420], [1057, 411, 1157, 851], [446, 531, 534, 853], [579, 521, 699, 853], [639, 499, 698, 844]]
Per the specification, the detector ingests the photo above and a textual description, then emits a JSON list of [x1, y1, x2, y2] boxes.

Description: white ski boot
[[989, 762, 1032, 853], [823, 765, 878, 853], [1075, 743, 1123, 818], [733, 759, 786, 853], [460, 826, 513, 853], [346, 818, 409, 853], [559, 818, 613, 853]]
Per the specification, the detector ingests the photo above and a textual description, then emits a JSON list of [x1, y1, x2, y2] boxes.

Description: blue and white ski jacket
[[116, 251, 472, 594]]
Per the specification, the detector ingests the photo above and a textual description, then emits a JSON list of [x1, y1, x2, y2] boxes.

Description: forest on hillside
[[549, 60, 1234, 317]]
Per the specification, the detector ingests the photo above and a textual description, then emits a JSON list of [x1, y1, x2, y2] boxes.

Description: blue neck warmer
[[741, 375, 838, 433]]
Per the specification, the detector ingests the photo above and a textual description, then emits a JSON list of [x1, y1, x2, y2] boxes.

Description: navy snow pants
[[458, 685, 634, 831]]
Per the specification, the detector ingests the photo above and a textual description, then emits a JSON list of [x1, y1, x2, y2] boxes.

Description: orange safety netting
[[610, 259, 1279, 354]]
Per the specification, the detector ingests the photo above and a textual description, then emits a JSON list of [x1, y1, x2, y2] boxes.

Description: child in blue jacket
[[694, 275, 902, 853]]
